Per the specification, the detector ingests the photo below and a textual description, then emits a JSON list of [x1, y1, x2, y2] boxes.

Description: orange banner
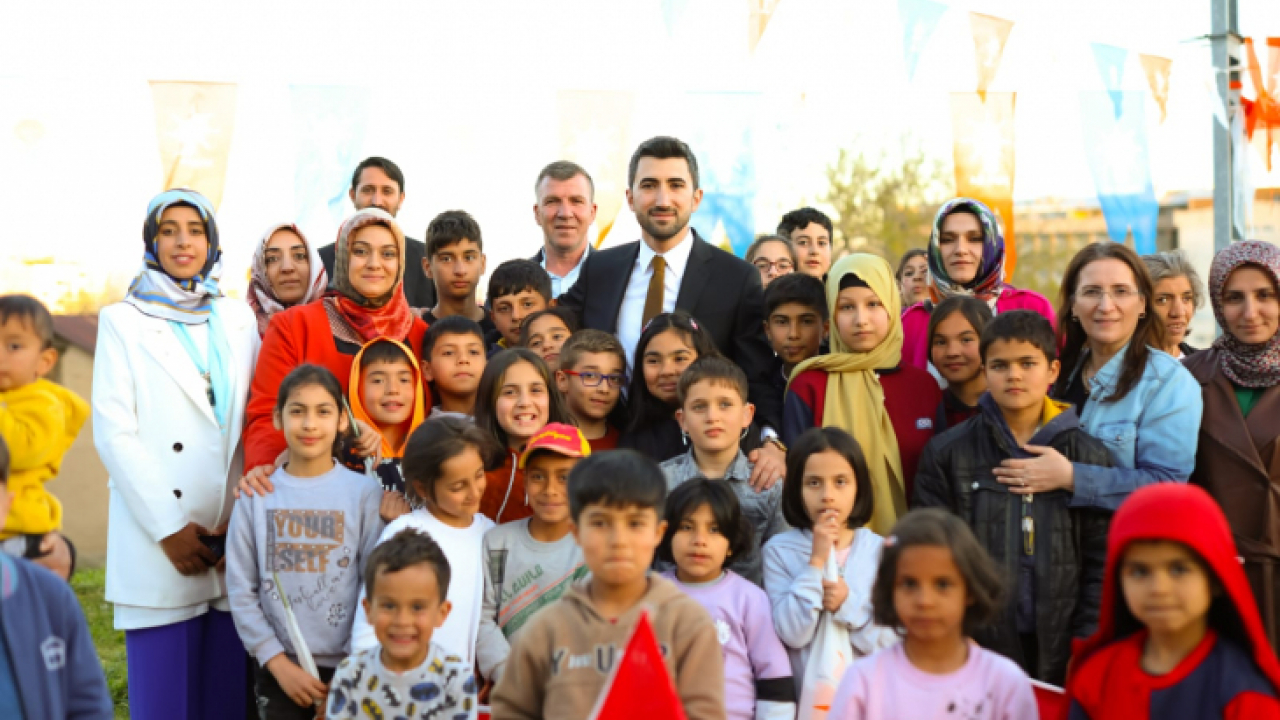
[[1139, 54, 1173, 123], [969, 12, 1014, 101], [556, 91, 634, 248], [149, 82, 238, 209], [1243, 38, 1280, 170], [951, 92, 1018, 278], [749, 0, 782, 54]]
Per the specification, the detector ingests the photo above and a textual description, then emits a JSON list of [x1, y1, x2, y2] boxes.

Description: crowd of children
[[9, 183, 1280, 720]]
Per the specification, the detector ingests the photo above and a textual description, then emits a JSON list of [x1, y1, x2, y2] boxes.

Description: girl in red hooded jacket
[[1065, 483, 1280, 719]]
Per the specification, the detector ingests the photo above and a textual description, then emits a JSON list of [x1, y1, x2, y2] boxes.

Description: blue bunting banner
[[686, 93, 759, 256], [1079, 91, 1158, 254], [289, 85, 371, 242], [661, 0, 689, 36], [899, 0, 948, 81], [1090, 43, 1130, 119]]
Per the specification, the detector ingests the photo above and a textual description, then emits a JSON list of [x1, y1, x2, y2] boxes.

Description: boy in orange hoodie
[[348, 338, 427, 522], [0, 295, 88, 576]]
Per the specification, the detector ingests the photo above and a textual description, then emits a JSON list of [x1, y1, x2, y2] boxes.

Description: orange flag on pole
[[587, 611, 686, 720], [1139, 54, 1173, 123], [951, 92, 1018, 278], [1242, 38, 1280, 170], [149, 82, 238, 209], [557, 90, 634, 249], [969, 12, 1014, 101]]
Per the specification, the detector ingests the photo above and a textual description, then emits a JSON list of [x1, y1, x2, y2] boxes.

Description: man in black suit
[[317, 156, 435, 308], [557, 136, 783, 437]]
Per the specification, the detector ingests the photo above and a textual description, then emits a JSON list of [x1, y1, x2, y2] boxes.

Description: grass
[[72, 567, 130, 719]]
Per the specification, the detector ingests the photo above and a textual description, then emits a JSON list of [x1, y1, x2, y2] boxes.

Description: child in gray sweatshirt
[[226, 365, 385, 718]]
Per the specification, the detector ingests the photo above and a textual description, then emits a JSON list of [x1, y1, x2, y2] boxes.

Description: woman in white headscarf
[[245, 223, 328, 336]]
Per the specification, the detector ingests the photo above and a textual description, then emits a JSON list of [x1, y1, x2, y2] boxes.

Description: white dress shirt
[[616, 230, 697, 368], [542, 242, 592, 298]]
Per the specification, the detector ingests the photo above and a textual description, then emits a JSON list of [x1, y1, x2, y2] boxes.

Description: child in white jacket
[[762, 427, 897, 694]]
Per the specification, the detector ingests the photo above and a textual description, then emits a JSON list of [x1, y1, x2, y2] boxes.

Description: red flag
[[1031, 679, 1069, 720], [588, 612, 687, 720], [1242, 38, 1280, 170]]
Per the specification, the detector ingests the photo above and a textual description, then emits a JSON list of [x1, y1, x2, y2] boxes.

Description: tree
[[820, 136, 950, 265]]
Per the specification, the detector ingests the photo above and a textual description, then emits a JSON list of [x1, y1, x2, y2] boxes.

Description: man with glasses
[[746, 234, 797, 288]]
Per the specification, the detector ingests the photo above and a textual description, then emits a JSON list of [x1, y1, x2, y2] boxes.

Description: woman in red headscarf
[[243, 209, 429, 470]]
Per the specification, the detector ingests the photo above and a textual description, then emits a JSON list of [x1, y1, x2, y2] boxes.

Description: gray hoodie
[[227, 463, 384, 668]]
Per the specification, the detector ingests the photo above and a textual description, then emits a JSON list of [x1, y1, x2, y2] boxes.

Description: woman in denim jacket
[[991, 243, 1202, 511]]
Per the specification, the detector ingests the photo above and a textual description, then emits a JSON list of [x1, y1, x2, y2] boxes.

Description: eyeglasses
[[563, 370, 628, 388], [1077, 287, 1141, 304], [753, 259, 794, 273]]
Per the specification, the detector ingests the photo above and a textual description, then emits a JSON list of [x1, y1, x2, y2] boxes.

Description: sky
[[2, 0, 1279, 302]]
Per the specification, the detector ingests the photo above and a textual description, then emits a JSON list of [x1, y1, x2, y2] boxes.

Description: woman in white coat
[[93, 189, 260, 719]]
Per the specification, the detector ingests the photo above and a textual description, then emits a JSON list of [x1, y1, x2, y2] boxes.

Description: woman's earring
[[740, 427, 749, 441], [1071, 315, 1080, 323], [682, 430, 689, 446], [1139, 312, 1146, 319]]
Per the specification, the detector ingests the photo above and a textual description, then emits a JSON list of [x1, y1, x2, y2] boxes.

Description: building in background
[[46, 315, 108, 567]]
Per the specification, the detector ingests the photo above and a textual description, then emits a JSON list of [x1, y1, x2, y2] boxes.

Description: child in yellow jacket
[[0, 295, 88, 563]]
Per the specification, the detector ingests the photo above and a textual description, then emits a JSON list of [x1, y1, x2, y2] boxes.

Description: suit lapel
[[675, 233, 712, 316], [138, 319, 220, 427], [600, 242, 640, 334]]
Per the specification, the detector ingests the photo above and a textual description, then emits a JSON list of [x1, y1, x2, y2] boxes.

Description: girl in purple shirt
[[658, 479, 796, 720]]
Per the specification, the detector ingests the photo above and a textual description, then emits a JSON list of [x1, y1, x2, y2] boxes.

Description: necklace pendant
[[202, 372, 215, 407]]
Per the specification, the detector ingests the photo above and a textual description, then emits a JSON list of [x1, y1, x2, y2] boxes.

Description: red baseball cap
[[518, 423, 592, 469]]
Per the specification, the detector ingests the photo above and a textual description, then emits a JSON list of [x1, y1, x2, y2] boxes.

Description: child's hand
[[266, 654, 328, 708], [352, 420, 384, 460], [809, 509, 842, 568], [822, 576, 849, 613], [379, 491, 411, 523], [235, 464, 278, 499], [747, 442, 786, 491]]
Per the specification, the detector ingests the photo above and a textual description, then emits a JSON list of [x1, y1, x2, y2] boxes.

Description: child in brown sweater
[[490, 450, 726, 719]]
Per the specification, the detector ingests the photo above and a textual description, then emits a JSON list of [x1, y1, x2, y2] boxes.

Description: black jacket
[[319, 235, 435, 309], [557, 230, 781, 430], [913, 395, 1114, 685]]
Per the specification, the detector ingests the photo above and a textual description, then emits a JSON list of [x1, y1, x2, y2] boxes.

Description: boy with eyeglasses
[[555, 330, 628, 451]]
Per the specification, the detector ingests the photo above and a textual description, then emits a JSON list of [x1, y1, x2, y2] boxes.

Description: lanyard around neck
[[171, 322, 216, 413]]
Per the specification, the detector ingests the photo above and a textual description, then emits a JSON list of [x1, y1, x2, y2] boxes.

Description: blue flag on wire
[[1080, 91, 1159, 254], [1090, 43, 1129, 119], [687, 93, 759, 257], [290, 85, 371, 242], [899, 0, 948, 81]]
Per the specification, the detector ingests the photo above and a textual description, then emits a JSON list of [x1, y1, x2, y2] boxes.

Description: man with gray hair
[[531, 160, 597, 296]]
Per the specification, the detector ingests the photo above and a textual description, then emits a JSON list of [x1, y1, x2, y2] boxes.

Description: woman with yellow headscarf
[[783, 254, 942, 534]]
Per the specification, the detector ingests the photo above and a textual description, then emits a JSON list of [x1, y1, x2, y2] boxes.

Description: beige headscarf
[[789, 253, 906, 534]]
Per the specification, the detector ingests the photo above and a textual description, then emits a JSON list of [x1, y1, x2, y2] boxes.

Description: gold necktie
[[642, 255, 667, 327]]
